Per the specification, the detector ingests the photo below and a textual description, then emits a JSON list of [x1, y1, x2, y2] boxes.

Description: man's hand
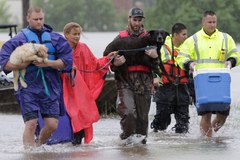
[[113, 55, 126, 66], [33, 60, 49, 68], [145, 48, 158, 58], [153, 77, 163, 87], [225, 61, 232, 69], [189, 62, 196, 72]]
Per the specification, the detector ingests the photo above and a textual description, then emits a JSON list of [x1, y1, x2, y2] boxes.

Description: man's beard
[[128, 23, 144, 37]]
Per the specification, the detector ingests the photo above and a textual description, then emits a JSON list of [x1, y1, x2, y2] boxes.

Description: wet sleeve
[[176, 38, 195, 70], [51, 32, 73, 73], [0, 33, 26, 74], [227, 35, 240, 66]]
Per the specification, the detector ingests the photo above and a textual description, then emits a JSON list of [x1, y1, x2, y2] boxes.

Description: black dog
[[104, 29, 169, 55], [103, 29, 169, 77]]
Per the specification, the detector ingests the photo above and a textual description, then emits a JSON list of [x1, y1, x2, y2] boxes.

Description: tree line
[[1, 0, 240, 42]]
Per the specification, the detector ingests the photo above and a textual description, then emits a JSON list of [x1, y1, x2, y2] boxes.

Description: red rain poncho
[[62, 42, 111, 143]]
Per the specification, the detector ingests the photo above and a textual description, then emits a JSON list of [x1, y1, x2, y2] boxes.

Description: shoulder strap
[[22, 28, 40, 43], [22, 28, 56, 59], [119, 30, 129, 37]]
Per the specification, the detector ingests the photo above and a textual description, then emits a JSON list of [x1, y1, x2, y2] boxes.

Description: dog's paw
[[20, 80, 27, 88], [13, 84, 18, 91]]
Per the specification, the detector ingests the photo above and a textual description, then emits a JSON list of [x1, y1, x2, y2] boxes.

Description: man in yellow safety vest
[[176, 10, 240, 137]]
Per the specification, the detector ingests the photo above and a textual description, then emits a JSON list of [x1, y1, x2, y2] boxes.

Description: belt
[[127, 65, 150, 72]]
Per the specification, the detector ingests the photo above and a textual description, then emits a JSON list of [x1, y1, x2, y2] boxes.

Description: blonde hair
[[27, 6, 44, 16], [63, 22, 83, 36]]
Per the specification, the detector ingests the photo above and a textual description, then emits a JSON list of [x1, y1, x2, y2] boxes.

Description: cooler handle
[[208, 74, 221, 82]]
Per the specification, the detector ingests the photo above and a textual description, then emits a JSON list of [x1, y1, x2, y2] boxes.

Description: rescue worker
[[103, 7, 159, 144], [176, 10, 240, 137], [0, 6, 72, 148], [151, 23, 190, 133]]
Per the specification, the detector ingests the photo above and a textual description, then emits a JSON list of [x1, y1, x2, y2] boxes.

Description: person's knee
[[25, 119, 38, 131], [201, 113, 212, 123], [44, 118, 58, 132], [216, 114, 228, 123]]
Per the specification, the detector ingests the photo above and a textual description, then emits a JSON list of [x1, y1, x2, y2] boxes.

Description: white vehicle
[[0, 24, 17, 89]]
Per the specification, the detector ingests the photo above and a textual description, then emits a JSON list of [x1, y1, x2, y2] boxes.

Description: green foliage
[[31, 0, 240, 41], [0, 0, 11, 25], [144, 0, 240, 41], [83, 0, 115, 31], [32, 0, 116, 32]]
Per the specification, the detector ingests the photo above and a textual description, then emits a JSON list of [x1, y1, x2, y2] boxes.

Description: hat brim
[[130, 15, 145, 18]]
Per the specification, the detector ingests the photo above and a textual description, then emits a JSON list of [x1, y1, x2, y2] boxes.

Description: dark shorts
[[23, 110, 59, 122], [15, 90, 61, 122], [197, 109, 230, 116]]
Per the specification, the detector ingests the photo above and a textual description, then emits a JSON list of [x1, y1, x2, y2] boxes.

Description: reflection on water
[[1, 102, 240, 160]]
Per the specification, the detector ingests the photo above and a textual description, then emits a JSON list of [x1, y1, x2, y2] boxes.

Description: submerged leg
[[200, 113, 212, 137], [23, 119, 38, 149], [174, 104, 190, 134], [36, 118, 58, 146], [211, 113, 228, 132]]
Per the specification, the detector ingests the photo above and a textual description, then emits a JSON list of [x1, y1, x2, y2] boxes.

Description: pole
[[22, 0, 30, 28]]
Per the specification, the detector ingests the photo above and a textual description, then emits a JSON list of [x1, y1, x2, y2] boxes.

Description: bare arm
[[33, 59, 66, 70], [4, 61, 31, 71]]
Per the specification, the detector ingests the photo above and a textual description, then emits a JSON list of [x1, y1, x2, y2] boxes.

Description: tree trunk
[[22, 0, 30, 28]]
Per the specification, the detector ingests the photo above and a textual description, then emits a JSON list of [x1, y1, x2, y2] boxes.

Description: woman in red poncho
[[62, 22, 116, 145]]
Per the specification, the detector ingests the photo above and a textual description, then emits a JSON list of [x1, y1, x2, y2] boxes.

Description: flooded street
[[1, 104, 240, 160], [1, 32, 240, 159], [1, 68, 240, 160]]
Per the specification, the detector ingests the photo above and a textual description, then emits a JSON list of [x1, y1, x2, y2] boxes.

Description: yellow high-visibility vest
[[176, 28, 240, 70]]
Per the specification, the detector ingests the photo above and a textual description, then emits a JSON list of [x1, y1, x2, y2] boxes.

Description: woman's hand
[[107, 51, 118, 59]]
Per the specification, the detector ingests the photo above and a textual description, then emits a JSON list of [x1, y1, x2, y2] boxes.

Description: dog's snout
[[157, 35, 164, 43]]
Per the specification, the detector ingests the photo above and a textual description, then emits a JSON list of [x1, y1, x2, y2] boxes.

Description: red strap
[[128, 65, 150, 72], [164, 44, 178, 57]]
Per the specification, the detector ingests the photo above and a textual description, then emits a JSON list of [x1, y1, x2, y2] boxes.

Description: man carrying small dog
[[0, 6, 72, 149]]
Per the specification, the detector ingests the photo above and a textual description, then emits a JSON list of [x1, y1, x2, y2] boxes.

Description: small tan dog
[[9, 43, 48, 91]]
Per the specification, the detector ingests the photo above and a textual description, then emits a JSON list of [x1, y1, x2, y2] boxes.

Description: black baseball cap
[[128, 7, 145, 18]]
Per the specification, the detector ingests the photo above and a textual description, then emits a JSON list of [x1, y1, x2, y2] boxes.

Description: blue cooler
[[193, 68, 231, 112]]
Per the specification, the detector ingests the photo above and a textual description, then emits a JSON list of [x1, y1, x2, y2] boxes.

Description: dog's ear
[[148, 29, 169, 36], [148, 30, 155, 36], [165, 31, 170, 37]]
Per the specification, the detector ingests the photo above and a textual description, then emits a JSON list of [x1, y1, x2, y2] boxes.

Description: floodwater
[[1, 98, 240, 160], [1, 67, 240, 160], [1, 32, 240, 160]]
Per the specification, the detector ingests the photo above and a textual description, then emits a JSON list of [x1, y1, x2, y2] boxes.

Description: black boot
[[72, 130, 85, 145], [173, 123, 189, 134], [151, 116, 171, 132], [150, 121, 159, 132]]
